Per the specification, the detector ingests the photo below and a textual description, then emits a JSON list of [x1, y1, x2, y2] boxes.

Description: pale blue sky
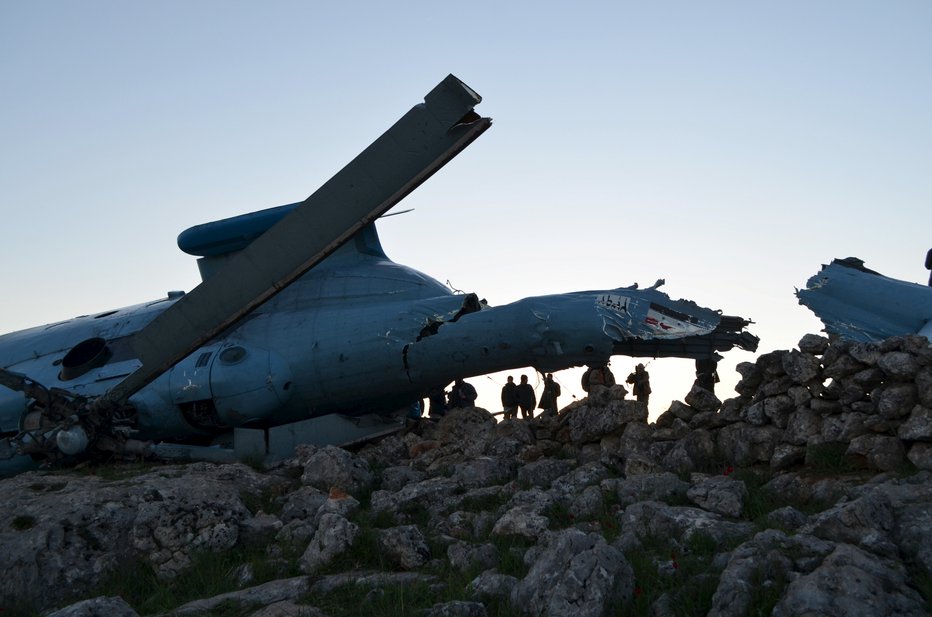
[[2, 1, 930, 418]]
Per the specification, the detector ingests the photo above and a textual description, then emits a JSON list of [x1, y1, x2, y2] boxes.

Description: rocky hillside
[[1, 333, 930, 617]]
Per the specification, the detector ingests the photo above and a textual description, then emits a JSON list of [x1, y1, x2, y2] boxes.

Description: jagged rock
[[908, 442, 932, 470], [876, 383, 918, 419], [763, 395, 795, 428], [280, 486, 329, 523], [466, 570, 518, 601], [846, 434, 906, 471], [687, 475, 748, 518], [784, 407, 822, 445], [370, 476, 460, 523], [451, 456, 516, 488], [621, 453, 665, 477], [850, 340, 882, 365], [619, 501, 755, 547], [299, 513, 359, 574], [878, 351, 922, 380], [248, 601, 329, 617], [423, 600, 488, 617], [916, 366, 932, 407], [652, 416, 691, 440], [716, 423, 783, 466], [298, 445, 373, 496], [660, 399, 698, 423], [772, 543, 927, 617], [783, 349, 822, 384], [662, 429, 716, 474], [707, 529, 835, 617], [798, 333, 829, 355], [167, 576, 313, 616], [804, 489, 897, 556], [765, 506, 809, 531], [512, 529, 633, 617], [491, 505, 550, 540], [897, 405, 932, 441], [603, 472, 689, 507], [567, 399, 646, 442], [380, 465, 428, 492], [46, 596, 140, 617], [671, 384, 722, 414], [823, 354, 866, 379], [378, 524, 431, 569], [518, 459, 573, 488], [770, 443, 806, 471], [448, 541, 498, 571]]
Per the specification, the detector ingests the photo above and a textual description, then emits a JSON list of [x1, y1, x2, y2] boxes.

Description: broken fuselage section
[[797, 257, 932, 342]]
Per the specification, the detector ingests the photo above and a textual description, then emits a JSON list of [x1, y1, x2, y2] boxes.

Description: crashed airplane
[[0, 75, 758, 475], [797, 257, 932, 342]]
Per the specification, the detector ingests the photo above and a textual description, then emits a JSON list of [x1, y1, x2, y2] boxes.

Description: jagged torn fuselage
[[797, 257, 932, 342], [0, 203, 757, 443]]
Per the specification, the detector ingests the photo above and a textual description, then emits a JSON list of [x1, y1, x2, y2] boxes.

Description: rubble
[[1, 333, 931, 616]]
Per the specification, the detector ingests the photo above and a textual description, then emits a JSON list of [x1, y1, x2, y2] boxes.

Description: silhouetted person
[[926, 248, 932, 286], [516, 374, 536, 419], [428, 387, 448, 418], [449, 378, 478, 408], [626, 363, 651, 405], [501, 376, 519, 419], [695, 356, 721, 393], [581, 363, 615, 392], [538, 373, 561, 414]]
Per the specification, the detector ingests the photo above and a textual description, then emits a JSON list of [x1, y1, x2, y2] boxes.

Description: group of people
[[579, 362, 652, 405], [500, 373, 561, 419], [426, 356, 730, 421]]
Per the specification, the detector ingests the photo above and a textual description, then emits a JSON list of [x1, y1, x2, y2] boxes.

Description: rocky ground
[[1, 333, 931, 617]]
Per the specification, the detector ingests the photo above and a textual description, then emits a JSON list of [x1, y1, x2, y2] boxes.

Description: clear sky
[[1, 1, 930, 420]]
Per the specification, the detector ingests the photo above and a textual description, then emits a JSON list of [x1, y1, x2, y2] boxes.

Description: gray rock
[[772, 543, 927, 617], [897, 405, 932, 441], [512, 529, 633, 617], [783, 349, 822, 384], [770, 443, 806, 471], [877, 383, 918, 419], [168, 576, 313, 616], [466, 570, 518, 601], [708, 530, 834, 617], [716, 423, 783, 466], [491, 505, 550, 540], [662, 429, 716, 474], [687, 475, 748, 518], [878, 351, 921, 380], [784, 408, 822, 445], [299, 445, 373, 496], [517, 458, 575, 488], [684, 386, 721, 413], [798, 334, 829, 355], [620, 501, 755, 547], [279, 486, 329, 523], [45, 596, 140, 617], [378, 525, 430, 569], [380, 465, 428, 492], [447, 541, 498, 571], [846, 435, 906, 472], [908, 442, 932, 470], [299, 513, 359, 574], [568, 399, 646, 442], [611, 473, 685, 507], [804, 488, 896, 556], [423, 600, 488, 617], [451, 456, 516, 488]]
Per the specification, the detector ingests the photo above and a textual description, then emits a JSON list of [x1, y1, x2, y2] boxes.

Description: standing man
[[626, 363, 651, 405], [538, 373, 561, 415], [516, 374, 537, 419], [926, 248, 932, 286], [501, 376, 519, 419], [449, 378, 478, 408]]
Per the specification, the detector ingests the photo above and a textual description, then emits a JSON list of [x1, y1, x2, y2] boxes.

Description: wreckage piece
[[797, 257, 932, 342], [0, 75, 491, 473], [0, 74, 758, 477]]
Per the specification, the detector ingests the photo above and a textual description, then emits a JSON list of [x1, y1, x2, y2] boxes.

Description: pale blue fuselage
[[1, 222, 707, 443]]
